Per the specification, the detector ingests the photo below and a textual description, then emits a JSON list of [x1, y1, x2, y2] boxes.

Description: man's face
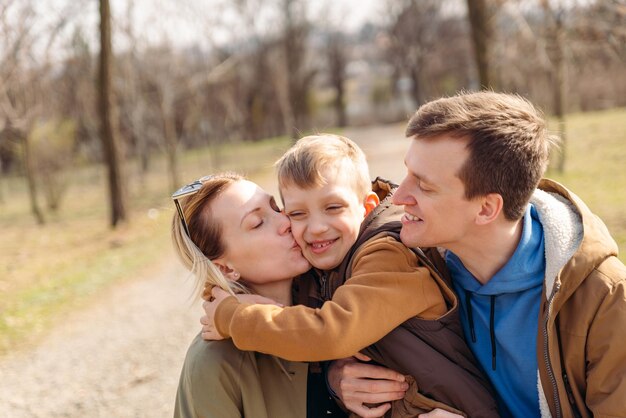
[[281, 174, 366, 271], [392, 135, 482, 251]]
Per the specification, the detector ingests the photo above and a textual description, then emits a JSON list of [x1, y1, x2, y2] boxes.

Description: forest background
[[0, 1, 624, 415]]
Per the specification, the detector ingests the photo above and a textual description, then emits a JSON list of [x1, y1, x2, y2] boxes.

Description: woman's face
[[212, 180, 310, 284]]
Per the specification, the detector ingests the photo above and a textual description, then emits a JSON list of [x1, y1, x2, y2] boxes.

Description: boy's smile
[[309, 238, 340, 255], [281, 177, 368, 271]]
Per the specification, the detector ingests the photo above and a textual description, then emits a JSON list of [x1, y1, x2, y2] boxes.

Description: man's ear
[[363, 192, 380, 217], [475, 193, 504, 225], [213, 258, 241, 281]]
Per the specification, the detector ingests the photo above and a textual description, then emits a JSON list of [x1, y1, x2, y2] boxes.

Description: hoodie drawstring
[[465, 291, 497, 370], [465, 291, 477, 343], [490, 295, 496, 370]]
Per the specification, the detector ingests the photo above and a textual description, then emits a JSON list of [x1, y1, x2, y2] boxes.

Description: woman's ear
[[475, 193, 504, 225], [363, 192, 380, 217], [213, 259, 241, 281]]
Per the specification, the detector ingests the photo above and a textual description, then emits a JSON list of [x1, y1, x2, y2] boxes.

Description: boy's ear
[[363, 192, 380, 217], [475, 193, 503, 225]]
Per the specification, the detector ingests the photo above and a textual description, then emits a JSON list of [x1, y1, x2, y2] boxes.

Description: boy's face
[[281, 174, 367, 271]]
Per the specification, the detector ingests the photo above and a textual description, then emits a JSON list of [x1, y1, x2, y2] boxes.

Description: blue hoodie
[[446, 205, 544, 417]]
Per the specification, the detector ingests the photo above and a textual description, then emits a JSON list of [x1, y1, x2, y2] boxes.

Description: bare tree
[[280, 0, 316, 137], [119, 0, 152, 183], [466, 0, 494, 89], [386, 0, 442, 107], [0, 0, 44, 223], [30, 119, 75, 211], [540, 0, 567, 172], [156, 71, 181, 192], [327, 31, 348, 127], [98, 0, 127, 227]]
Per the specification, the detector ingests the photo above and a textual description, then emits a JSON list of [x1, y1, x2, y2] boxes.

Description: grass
[[0, 109, 624, 354], [0, 134, 295, 354], [547, 108, 626, 263]]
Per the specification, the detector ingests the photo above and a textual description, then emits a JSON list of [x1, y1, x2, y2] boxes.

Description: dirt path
[[0, 124, 407, 418]]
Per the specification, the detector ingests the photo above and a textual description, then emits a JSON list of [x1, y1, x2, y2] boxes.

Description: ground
[[0, 124, 409, 418]]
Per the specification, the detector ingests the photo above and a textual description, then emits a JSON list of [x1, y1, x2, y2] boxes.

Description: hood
[[360, 177, 403, 234], [534, 179, 618, 306]]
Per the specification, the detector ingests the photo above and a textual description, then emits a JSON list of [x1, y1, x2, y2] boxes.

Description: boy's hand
[[200, 288, 284, 341], [328, 354, 408, 418], [200, 313, 223, 340], [200, 287, 232, 340]]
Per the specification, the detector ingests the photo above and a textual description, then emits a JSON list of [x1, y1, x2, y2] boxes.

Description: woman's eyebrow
[[240, 193, 272, 226], [240, 207, 261, 226]]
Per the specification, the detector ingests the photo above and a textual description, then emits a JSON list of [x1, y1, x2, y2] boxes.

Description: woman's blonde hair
[[171, 172, 250, 299]]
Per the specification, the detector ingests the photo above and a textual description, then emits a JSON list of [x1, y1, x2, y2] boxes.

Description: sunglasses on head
[[171, 175, 215, 237]]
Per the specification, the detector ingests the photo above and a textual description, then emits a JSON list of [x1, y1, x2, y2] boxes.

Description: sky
[[12, 0, 477, 65], [123, 0, 382, 48]]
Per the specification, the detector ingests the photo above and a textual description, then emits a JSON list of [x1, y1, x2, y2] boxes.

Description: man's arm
[[208, 237, 447, 361], [326, 359, 466, 418]]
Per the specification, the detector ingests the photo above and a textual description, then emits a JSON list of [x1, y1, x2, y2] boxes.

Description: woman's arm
[[207, 237, 448, 361]]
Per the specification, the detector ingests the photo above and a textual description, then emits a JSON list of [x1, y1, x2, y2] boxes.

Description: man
[[328, 91, 626, 417]]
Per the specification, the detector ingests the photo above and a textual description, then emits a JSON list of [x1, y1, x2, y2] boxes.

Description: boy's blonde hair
[[275, 134, 371, 200]]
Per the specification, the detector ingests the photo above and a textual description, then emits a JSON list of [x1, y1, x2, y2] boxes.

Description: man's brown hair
[[406, 91, 558, 220]]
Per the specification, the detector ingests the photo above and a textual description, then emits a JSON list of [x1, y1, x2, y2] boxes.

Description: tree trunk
[[409, 66, 423, 107], [328, 34, 347, 128], [159, 96, 179, 192], [98, 0, 127, 227], [334, 83, 347, 128], [23, 136, 45, 225], [466, 0, 492, 89], [0, 160, 4, 205], [553, 14, 567, 173]]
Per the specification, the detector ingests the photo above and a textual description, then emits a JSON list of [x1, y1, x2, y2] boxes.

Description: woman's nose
[[277, 211, 292, 235]]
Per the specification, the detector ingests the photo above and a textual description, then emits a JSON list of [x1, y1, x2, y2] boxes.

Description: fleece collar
[[529, 188, 583, 297]]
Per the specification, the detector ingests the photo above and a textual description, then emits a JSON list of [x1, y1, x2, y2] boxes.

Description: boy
[[203, 134, 497, 417]]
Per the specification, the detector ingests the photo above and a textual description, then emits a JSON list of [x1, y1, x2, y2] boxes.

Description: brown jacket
[[530, 180, 626, 418]]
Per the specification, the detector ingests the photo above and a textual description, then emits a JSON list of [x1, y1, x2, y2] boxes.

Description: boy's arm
[[210, 236, 448, 361]]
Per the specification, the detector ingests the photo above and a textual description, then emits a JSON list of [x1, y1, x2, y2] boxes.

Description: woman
[[171, 172, 346, 418]]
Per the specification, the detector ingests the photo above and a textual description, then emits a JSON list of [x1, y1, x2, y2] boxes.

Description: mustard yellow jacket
[[532, 180, 626, 418]]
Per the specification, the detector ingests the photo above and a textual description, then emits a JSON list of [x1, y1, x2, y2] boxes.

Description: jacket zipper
[[543, 282, 562, 418], [319, 272, 331, 301], [563, 373, 582, 418]]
